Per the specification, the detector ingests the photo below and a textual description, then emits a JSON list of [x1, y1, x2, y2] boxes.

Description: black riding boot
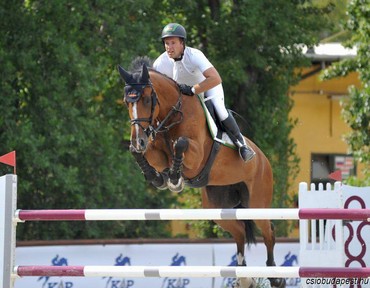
[[221, 113, 256, 162]]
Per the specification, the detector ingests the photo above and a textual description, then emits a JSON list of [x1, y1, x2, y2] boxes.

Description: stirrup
[[239, 145, 256, 162]]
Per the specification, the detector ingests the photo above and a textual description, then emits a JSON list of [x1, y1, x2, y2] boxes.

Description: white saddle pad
[[197, 95, 236, 149]]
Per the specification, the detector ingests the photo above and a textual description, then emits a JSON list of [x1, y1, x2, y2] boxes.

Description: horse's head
[[118, 64, 158, 153]]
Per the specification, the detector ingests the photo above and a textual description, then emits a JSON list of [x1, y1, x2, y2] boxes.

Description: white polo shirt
[[153, 46, 224, 98]]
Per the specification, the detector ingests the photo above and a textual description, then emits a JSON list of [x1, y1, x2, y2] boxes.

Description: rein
[[127, 83, 184, 140], [153, 90, 183, 136]]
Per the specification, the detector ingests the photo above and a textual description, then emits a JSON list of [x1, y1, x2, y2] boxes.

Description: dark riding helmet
[[161, 23, 187, 40]]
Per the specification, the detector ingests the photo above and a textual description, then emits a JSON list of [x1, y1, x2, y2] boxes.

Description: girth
[[184, 139, 221, 188], [184, 98, 224, 188]]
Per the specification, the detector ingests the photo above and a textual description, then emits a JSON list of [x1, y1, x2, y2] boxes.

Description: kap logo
[[280, 251, 300, 287], [221, 252, 301, 288], [104, 254, 134, 288], [38, 254, 73, 288], [220, 253, 238, 288], [161, 253, 190, 288]]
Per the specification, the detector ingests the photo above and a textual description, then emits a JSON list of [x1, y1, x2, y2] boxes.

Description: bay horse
[[118, 58, 285, 288]]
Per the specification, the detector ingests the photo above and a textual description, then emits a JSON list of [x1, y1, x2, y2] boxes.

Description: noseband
[[124, 82, 183, 140]]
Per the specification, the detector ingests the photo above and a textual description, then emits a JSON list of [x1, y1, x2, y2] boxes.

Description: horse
[[171, 253, 187, 266], [115, 254, 131, 266], [118, 58, 285, 288], [280, 252, 298, 267]]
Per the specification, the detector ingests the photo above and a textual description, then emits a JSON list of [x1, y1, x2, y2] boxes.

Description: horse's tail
[[235, 203, 257, 245], [130, 56, 153, 70], [244, 219, 257, 246]]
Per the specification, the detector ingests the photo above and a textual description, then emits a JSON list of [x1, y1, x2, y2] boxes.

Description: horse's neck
[[151, 73, 179, 113]]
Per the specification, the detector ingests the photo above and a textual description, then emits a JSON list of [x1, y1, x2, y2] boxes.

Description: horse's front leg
[[130, 146, 168, 190], [167, 136, 189, 193]]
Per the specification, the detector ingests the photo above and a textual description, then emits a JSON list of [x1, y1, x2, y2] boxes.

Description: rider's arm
[[192, 66, 222, 94]]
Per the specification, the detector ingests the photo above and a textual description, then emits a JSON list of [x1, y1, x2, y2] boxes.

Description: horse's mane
[[130, 56, 179, 88], [130, 56, 153, 71]]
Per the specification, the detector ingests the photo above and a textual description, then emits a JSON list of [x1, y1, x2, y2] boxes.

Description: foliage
[[1, 0, 334, 240], [164, 0, 331, 236], [321, 0, 370, 186], [314, 0, 350, 42], [0, 1, 175, 240]]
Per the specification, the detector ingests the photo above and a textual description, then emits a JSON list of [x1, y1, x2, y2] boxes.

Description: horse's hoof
[[233, 277, 256, 288], [153, 175, 168, 190], [269, 277, 286, 288], [154, 182, 168, 190], [152, 169, 169, 190], [167, 177, 185, 193], [152, 176, 168, 190]]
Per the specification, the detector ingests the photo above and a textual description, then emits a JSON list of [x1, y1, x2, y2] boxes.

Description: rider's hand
[[178, 84, 195, 96]]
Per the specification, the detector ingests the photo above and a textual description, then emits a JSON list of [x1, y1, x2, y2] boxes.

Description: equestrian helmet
[[161, 23, 187, 40]]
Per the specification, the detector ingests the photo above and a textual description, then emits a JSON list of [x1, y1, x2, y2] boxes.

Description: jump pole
[[15, 208, 370, 222], [13, 265, 370, 279]]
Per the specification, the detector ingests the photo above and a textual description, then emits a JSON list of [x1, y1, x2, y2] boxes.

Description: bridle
[[124, 82, 183, 140]]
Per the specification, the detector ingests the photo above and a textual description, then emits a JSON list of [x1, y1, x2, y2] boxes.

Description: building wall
[[172, 62, 366, 238], [289, 65, 363, 193]]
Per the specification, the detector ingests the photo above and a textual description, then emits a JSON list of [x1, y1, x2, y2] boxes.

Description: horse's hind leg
[[254, 220, 276, 266], [202, 185, 257, 288], [254, 220, 284, 287], [201, 185, 248, 258], [249, 182, 286, 288]]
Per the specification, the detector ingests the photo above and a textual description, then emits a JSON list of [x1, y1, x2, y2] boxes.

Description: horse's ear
[[117, 65, 134, 84], [140, 64, 149, 83]]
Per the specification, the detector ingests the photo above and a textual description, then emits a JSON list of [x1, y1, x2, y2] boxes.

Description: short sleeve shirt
[[153, 47, 224, 97]]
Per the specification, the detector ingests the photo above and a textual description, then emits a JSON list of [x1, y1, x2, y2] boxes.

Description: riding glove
[[178, 84, 194, 96]]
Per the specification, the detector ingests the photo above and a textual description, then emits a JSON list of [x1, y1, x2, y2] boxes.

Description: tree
[[158, 0, 333, 236], [314, 0, 350, 42], [1, 0, 335, 240], [145, 1, 329, 237], [0, 1, 175, 240], [321, 0, 370, 186]]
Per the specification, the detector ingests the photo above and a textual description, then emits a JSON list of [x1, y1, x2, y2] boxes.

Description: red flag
[[328, 170, 342, 181], [0, 151, 16, 174]]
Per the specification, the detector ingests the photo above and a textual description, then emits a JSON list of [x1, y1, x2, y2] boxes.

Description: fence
[[1, 174, 370, 288]]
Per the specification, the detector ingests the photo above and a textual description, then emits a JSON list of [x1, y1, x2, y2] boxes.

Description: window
[[311, 153, 356, 188]]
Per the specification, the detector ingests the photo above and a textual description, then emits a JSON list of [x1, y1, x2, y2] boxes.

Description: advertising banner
[[15, 242, 300, 288]]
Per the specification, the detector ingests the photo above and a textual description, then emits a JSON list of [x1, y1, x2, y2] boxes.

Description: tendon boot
[[221, 113, 256, 162]]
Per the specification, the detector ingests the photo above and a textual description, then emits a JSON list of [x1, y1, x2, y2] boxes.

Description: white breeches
[[203, 93, 229, 121]]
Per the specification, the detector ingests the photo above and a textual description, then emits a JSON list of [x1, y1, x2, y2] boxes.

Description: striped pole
[[14, 265, 370, 279], [15, 208, 370, 222]]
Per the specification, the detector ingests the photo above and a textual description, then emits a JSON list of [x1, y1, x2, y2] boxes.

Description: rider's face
[[163, 37, 184, 59]]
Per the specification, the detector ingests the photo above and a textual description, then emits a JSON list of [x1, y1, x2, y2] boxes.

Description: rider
[[153, 23, 255, 162]]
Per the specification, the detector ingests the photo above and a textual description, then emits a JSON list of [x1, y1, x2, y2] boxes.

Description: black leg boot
[[221, 113, 256, 162]]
